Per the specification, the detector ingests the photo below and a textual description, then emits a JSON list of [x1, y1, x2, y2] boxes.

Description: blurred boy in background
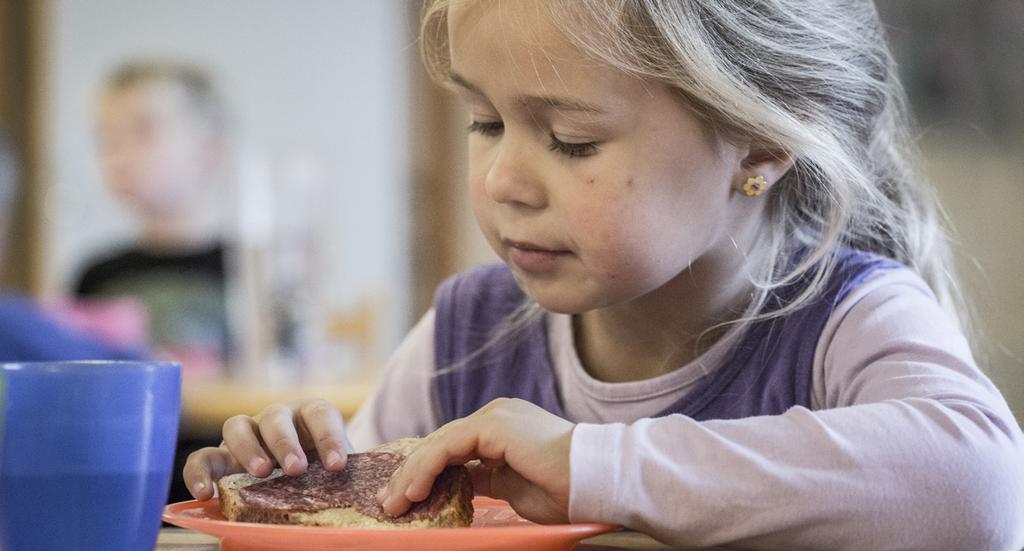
[[0, 131, 143, 361], [74, 61, 230, 375]]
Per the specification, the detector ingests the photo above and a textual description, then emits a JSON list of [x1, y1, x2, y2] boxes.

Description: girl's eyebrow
[[449, 71, 607, 115]]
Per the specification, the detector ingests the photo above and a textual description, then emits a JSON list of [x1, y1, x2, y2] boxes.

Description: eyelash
[[466, 120, 599, 159]]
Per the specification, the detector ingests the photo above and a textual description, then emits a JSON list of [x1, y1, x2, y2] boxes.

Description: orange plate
[[163, 497, 618, 551]]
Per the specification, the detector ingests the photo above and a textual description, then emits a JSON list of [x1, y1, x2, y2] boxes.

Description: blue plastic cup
[[0, 361, 180, 551]]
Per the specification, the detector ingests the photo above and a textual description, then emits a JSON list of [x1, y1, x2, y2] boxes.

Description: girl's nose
[[483, 138, 546, 210]]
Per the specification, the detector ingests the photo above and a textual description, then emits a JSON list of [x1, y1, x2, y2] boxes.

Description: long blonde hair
[[421, 0, 967, 360]]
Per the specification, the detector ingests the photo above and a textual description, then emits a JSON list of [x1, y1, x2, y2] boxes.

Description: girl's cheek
[[468, 171, 489, 208], [468, 175, 501, 246], [467, 138, 495, 167]]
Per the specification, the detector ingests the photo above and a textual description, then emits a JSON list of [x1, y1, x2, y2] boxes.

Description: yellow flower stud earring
[[743, 175, 767, 196]]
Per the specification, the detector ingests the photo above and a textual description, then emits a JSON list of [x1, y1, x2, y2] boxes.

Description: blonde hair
[[104, 60, 227, 135], [422, 0, 967, 364]]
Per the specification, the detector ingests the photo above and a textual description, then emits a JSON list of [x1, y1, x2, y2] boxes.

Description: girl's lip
[[502, 239, 565, 253], [503, 239, 570, 272]]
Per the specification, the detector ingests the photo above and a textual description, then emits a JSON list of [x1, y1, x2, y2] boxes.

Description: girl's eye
[[548, 135, 598, 158], [467, 120, 503, 137], [467, 121, 598, 159]]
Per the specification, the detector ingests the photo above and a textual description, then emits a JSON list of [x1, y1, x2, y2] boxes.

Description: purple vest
[[433, 251, 898, 424]]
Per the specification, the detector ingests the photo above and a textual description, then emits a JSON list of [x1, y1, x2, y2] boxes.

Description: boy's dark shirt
[[74, 242, 229, 362]]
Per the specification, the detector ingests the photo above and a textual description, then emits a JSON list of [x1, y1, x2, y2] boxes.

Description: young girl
[[184, 1, 1024, 547]]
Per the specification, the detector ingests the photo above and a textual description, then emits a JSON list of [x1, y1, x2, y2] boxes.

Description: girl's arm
[[368, 269, 1023, 548], [344, 310, 439, 451], [569, 269, 1024, 549]]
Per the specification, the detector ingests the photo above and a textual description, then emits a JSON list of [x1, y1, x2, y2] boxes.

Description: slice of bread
[[217, 438, 474, 528]]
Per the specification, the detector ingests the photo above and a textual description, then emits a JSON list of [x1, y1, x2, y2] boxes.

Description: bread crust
[[217, 438, 474, 528]]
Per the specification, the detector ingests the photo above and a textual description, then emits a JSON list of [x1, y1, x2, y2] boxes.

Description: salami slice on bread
[[217, 438, 474, 528]]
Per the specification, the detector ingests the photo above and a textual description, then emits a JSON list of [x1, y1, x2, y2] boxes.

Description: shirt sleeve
[[568, 268, 1024, 550], [344, 310, 440, 452]]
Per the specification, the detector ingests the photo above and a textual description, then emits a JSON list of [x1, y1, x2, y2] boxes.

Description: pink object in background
[[42, 298, 150, 351], [164, 344, 223, 382]]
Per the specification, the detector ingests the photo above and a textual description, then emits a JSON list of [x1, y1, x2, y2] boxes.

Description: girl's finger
[[465, 460, 494, 496], [466, 461, 569, 524], [466, 461, 529, 502], [296, 399, 349, 471], [256, 404, 308, 476], [183, 446, 243, 501], [381, 420, 485, 516], [222, 414, 274, 477]]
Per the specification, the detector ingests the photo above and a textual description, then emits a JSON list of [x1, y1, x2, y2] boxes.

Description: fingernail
[[193, 481, 207, 496], [249, 457, 266, 474], [381, 495, 395, 513], [284, 453, 300, 472], [376, 487, 387, 503], [326, 450, 343, 469]]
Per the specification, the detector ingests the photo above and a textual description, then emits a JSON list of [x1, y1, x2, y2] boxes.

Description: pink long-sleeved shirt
[[345, 267, 1024, 549]]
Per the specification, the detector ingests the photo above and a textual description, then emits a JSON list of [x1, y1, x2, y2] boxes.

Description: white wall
[[42, 0, 414, 368]]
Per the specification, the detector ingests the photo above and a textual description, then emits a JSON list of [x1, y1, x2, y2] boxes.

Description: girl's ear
[[735, 148, 793, 196]]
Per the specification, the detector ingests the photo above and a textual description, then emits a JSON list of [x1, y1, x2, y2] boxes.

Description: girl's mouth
[[503, 239, 570, 273]]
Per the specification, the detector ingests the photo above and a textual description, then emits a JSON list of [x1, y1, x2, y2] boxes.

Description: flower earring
[[743, 175, 767, 197]]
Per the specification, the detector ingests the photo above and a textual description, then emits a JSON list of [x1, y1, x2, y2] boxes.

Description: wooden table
[[157, 527, 679, 550]]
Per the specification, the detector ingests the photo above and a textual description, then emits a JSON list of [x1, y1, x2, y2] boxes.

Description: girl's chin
[[513, 278, 595, 315]]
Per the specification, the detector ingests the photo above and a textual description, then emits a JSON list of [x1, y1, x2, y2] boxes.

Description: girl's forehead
[[449, 0, 573, 59], [447, 0, 639, 106]]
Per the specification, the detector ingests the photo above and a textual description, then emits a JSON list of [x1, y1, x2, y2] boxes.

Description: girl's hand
[[182, 398, 350, 501], [378, 398, 576, 525]]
